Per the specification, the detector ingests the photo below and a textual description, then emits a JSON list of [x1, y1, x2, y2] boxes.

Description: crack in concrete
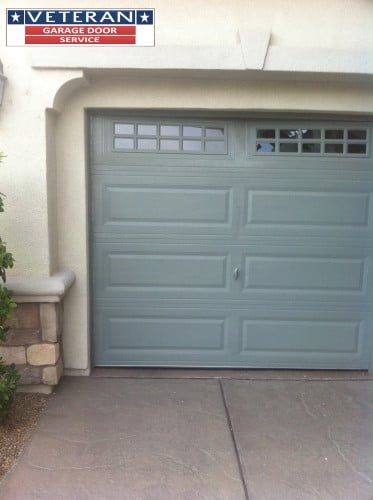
[[327, 427, 373, 485], [299, 391, 373, 485], [152, 453, 202, 479], [300, 392, 319, 420], [199, 447, 215, 462], [199, 448, 242, 482]]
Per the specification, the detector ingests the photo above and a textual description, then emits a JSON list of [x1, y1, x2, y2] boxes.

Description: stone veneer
[[0, 270, 75, 393], [0, 302, 64, 394]]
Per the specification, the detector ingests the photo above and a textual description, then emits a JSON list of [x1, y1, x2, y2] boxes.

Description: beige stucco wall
[[0, 0, 372, 369]]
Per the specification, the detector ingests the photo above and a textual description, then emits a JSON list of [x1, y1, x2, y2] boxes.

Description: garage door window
[[256, 127, 368, 156], [114, 121, 227, 154]]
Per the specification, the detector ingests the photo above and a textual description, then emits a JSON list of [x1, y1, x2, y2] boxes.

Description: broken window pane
[[280, 129, 299, 139], [256, 142, 275, 153]]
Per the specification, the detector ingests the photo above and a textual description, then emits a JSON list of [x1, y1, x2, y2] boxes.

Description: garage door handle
[[233, 267, 240, 280]]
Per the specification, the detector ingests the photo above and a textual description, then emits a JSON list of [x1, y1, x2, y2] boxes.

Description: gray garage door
[[90, 115, 373, 369]]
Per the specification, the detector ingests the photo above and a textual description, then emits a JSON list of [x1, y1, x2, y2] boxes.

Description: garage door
[[90, 115, 373, 368]]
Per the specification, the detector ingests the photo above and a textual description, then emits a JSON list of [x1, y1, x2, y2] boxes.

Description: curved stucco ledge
[[5, 270, 76, 303], [52, 70, 90, 112]]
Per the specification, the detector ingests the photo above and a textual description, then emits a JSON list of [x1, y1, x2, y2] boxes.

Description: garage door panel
[[94, 242, 234, 297], [91, 116, 237, 166], [243, 257, 366, 292], [235, 312, 370, 369], [93, 306, 371, 368], [247, 191, 370, 227], [240, 320, 360, 354], [92, 176, 235, 236], [106, 187, 231, 224], [107, 253, 228, 288], [94, 307, 233, 366], [105, 317, 226, 350], [93, 242, 372, 303], [237, 319, 370, 369]]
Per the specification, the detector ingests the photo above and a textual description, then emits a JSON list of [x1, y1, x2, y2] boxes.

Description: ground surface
[[0, 393, 49, 481], [1, 376, 372, 499]]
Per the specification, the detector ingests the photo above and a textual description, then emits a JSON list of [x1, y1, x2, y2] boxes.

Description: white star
[[140, 12, 149, 23], [11, 12, 21, 23]]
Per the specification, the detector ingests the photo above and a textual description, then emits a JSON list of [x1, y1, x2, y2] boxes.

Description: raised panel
[[240, 320, 360, 353], [108, 253, 228, 289], [106, 317, 226, 350], [247, 191, 369, 226], [106, 186, 231, 225], [244, 257, 365, 291]]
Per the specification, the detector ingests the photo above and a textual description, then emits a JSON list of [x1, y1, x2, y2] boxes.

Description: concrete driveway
[[1, 371, 372, 499]]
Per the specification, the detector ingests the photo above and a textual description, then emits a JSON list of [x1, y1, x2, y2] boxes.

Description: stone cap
[[5, 270, 75, 303]]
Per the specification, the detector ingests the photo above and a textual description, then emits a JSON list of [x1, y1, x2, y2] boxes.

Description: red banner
[[25, 35, 136, 44], [25, 25, 136, 35]]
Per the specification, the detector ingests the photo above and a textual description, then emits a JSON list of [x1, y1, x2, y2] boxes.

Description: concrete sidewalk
[[1, 375, 372, 499]]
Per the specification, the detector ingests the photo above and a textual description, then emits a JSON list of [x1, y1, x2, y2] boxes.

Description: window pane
[[325, 143, 343, 154], [280, 143, 298, 153], [348, 130, 367, 140], [114, 138, 135, 149], [325, 130, 344, 139], [160, 139, 179, 151], [160, 125, 179, 136], [182, 140, 202, 152], [183, 126, 202, 137], [256, 142, 275, 153], [205, 127, 225, 138], [257, 129, 276, 139], [205, 141, 225, 153], [301, 129, 321, 139], [137, 139, 157, 150], [280, 129, 299, 139], [115, 123, 134, 135], [138, 124, 157, 135], [302, 143, 321, 153], [347, 144, 367, 154]]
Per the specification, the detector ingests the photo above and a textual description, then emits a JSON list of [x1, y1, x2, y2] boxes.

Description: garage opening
[[90, 114, 372, 369]]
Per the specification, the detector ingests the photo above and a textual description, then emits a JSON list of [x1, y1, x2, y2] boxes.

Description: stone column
[[0, 270, 75, 394]]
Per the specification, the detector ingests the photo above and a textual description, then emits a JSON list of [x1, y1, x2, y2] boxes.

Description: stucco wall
[[0, 0, 372, 370]]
